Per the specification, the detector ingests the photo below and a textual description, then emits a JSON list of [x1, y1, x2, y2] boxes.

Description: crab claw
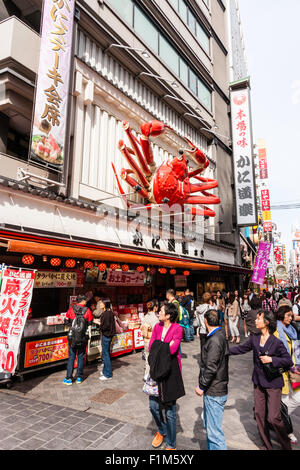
[[140, 120, 172, 138], [184, 137, 208, 169]]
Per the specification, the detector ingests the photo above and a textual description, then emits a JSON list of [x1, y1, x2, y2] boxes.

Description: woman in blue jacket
[[230, 309, 293, 450]]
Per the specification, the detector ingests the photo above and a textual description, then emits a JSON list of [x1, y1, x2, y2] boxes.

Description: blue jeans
[[149, 396, 176, 448], [102, 335, 113, 378], [184, 326, 192, 342], [203, 394, 227, 450], [218, 310, 224, 326], [66, 344, 85, 380], [189, 317, 195, 340]]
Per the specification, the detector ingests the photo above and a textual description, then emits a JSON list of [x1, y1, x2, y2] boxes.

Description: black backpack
[[67, 305, 89, 349]]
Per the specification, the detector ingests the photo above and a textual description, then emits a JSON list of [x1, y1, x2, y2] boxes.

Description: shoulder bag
[[142, 375, 159, 397]]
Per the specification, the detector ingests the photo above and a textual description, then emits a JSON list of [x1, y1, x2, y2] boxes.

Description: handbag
[[262, 362, 286, 381], [114, 316, 124, 334], [142, 375, 159, 397]]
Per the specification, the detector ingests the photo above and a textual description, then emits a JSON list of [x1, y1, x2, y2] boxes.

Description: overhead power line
[[271, 203, 300, 210]]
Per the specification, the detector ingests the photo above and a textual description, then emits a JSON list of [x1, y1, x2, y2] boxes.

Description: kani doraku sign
[[230, 79, 257, 227]]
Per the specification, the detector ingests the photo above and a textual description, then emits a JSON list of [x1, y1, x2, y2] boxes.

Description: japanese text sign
[[106, 270, 145, 286], [34, 271, 77, 288], [230, 87, 257, 226], [251, 242, 272, 285], [0, 269, 35, 374], [24, 336, 68, 369], [29, 0, 75, 171]]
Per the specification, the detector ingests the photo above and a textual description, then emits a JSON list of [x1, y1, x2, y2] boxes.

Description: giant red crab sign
[[112, 120, 220, 217]]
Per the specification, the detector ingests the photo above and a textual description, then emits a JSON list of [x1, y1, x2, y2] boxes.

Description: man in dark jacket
[[195, 309, 229, 450], [99, 301, 116, 381]]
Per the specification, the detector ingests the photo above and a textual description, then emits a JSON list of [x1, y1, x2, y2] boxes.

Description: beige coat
[[227, 299, 240, 320]]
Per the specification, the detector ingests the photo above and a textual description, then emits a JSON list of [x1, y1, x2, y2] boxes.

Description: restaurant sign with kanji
[[0, 269, 35, 374], [29, 0, 75, 171], [230, 85, 257, 226]]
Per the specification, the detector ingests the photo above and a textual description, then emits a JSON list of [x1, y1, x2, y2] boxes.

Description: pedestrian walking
[[141, 301, 159, 381], [262, 292, 278, 314], [99, 301, 116, 381], [229, 309, 293, 450], [148, 302, 185, 450], [180, 288, 195, 341], [216, 290, 225, 326], [246, 296, 262, 336], [195, 292, 213, 351], [227, 292, 241, 343], [241, 293, 251, 337], [166, 289, 180, 321], [274, 305, 300, 445], [278, 292, 293, 309], [195, 309, 229, 450], [63, 295, 93, 385]]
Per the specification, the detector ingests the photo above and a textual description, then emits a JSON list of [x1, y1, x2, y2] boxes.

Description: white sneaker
[[99, 375, 112, 381], [288, 433, 298, 444]]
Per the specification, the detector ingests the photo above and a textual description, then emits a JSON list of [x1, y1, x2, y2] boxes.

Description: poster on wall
[[230, 81, 257, 226], [0, 269, 35, 374], [24, 336, 69, 369], [29, 0, 75, 172]]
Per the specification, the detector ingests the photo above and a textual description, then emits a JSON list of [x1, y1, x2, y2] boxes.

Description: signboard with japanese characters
[[29, 0, 75, 171], [257, 140, 272, 237], [0, 269, 35, 374], [230, 85, 257, 226], [24, 336, 69, 369], [34, 271, 77, 288], [251, 242, 272, 285], [106, 270, 145, 287]]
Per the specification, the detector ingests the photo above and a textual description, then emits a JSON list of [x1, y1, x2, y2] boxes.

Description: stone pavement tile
[[69, 421, 92, 433], [35, 429, 61, 441], [33, 409, 55, 418], [15, 409, 39, 418], [117, 423, 136, 435], [13, 429, 38, 441], [90, 423, 113, 434], [20, 438, 45, 450], [82, 414, 102, 426], [6, 421, 28, 433], [61, 415, 80, 425], [102, 428, 120, 440], [54, 409, 77, 418], [0, 409, 15, 417], [80, 430, 103, 442], [38, 415, 63, 426], [86, 438, 106, 450], [28, 422, 50, 433], [63, 429, 85, 442], [73, 411, 89, 419], [48, 422, 71, 433], [1, 414, 29, 425], [15, 415, 43, 425], [114, 432, 152, 451], [47, 405, 65, 412], [102, 417, 121, 426], [67, 438, 92, 450], [0, 436, 23, 450], [40, 438, 69, 450]]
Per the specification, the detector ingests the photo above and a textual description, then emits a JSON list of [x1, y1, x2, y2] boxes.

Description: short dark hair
[[266, 292, 271, 299], [257, 309, 276, 334], [94, 292, 102, 298], [204, 309, 219, 327], [277, 305, 293, 322], [104, 300, 111, 310], [228, 292, 236, 304], [76, 295, 87, 303], [250, 296, 262, 310], [166, 289, 175, 297], [163, 302, 178, 323]]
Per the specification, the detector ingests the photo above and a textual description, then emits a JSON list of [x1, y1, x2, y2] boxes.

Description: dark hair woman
[[229, 310, 293, 450], [148, 302, 185, 450]]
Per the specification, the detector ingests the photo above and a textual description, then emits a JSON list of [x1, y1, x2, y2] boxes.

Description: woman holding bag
[[229, 309, 293, 450], [147, 302, 185, 450], [141, 301, 159, 381], [274, 305, 300, 444]]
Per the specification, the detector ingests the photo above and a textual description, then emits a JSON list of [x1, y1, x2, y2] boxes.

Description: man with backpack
[[63, 295, 93, 385]]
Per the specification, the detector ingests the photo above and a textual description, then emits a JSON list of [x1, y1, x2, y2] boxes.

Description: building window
[[196, 22, 210, 54], [159, 35, 179, 75], [198, 79, 212, 111], [179, 58, 189, 86], [189, 69, 197, 96], [187, 9, 196, 35], [134, 6, 159, 53], [108, 0, 133, 26]]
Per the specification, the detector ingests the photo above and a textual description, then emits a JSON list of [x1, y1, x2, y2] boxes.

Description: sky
[[238, 0, 300, 254]]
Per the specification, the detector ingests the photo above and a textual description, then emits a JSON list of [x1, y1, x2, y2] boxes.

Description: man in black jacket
[[195, 309, 229, 450]]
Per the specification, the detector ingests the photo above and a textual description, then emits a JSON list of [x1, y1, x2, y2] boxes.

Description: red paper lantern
[[50, 257, 61, 267], [65, 259, 76, 268], [84, 261, 94, 270], [137, 266, 145, 272], [183, 270, 190, 276], [159, 268, 167, 274], [22, 254, 34, 265], [98, 263, 107, 272], [110, 264, 118, 271], [170, 269, 177, 275], [121, 264, 129, 272]]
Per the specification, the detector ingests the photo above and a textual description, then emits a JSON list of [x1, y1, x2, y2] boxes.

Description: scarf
[[277, 320, 297, 355]]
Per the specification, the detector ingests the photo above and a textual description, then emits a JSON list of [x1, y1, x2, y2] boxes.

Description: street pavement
[[0, 329, 299, 451]]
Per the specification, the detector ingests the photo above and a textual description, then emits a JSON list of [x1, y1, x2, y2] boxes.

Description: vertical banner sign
[[230, 84, 257, 226], [251, 242, 272, 285], [29, 0, 75, 172], [257, 140, 272, 237], [0, 269, 35, 374]]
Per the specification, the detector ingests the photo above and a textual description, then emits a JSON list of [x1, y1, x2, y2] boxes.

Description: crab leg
[[189, 206, 216, 217], [186, 194, 220, 205], [112, 163, 131, 209], [118, 140, 150, 188], [190, 178, 219, 193], [121, 169, 150, 199], [122, 121, 151, 176]]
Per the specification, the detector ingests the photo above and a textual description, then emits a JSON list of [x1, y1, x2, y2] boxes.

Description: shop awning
[[6, 239, 220, 272]]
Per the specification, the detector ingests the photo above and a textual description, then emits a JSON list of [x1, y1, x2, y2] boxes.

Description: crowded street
[[0, 329, 299, 451]]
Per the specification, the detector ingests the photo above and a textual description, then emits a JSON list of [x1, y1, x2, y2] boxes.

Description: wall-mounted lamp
[[104, 43, 150, 58], [138, 72, 179, 88]]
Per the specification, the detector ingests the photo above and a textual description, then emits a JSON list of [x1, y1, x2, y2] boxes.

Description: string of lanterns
[[21, 254, 190, 276]]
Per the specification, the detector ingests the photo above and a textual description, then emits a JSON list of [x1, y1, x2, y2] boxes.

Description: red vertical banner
[[0, 269, 35, 374]]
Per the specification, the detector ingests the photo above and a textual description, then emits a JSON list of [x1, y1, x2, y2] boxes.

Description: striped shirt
[[262, 299, 278, 313]]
